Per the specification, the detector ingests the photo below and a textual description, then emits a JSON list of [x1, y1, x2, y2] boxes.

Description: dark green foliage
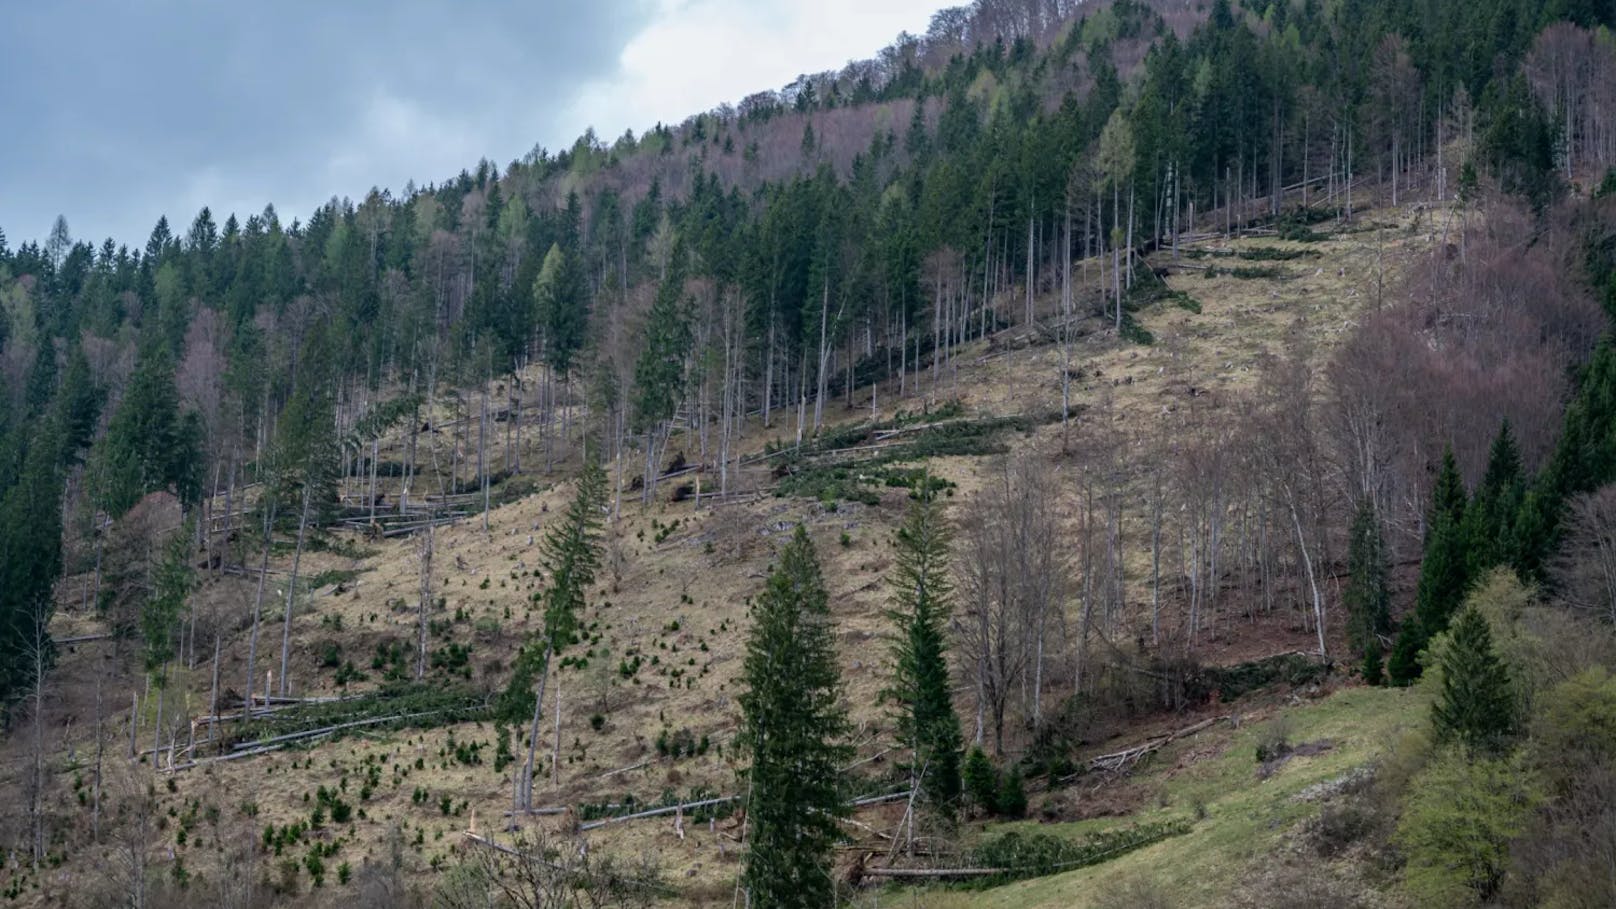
[[1200, 653, 1329, 702], [885, 476, 963, 818], [1387, 624, 1425, 687], [1344, 498, 1391, 662], [502, 457, 608, 724], [962, 746, 999, 815], [222, 683, 489, 750], [532, 242, 589, 378], [966, 821, 1191, 885], [0, 413, 66, 706], [1396, 449, 1473, 684], [738, 526, 850, 909], [632, 250, 692, 435], [996, 766, 1027, 818], [142, 522, 195, 677], [91, 345, 202, 516], [1362, 639, 1385, 686], [1432, 608, 1518, 754], [1463, 421, 1525, 574]]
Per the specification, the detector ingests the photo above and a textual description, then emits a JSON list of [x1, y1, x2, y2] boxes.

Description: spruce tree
[[962, 746, 998, 815], [0, 417, 64, 704], [516, 457, 607, 807], [142, 523, 195, 680], [997, 765, 1028, 818], [1432, 607, 1517, 754], [1344, 497, 1390, 662], [1463, 421, 1524, 574], [1394, 449, 1472, 684], [1387, 623, 1424, 687], [91, 344, 202, 517], [739, 526, 850, 909], [885, 478, 963, 819]]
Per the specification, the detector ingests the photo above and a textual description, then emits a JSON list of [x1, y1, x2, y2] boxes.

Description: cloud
[[0, 0, 941, 250], [560, 0, 940, 142]]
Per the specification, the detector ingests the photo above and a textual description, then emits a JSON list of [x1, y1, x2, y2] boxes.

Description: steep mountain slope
[[3, 0, 1616, 906]]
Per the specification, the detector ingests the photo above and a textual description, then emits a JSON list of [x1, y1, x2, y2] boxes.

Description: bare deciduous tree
[[956, 451, 1068, 754]]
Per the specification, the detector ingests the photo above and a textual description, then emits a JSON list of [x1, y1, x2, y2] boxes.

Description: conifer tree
[[1463, 421, 1524, 573], [1344, 497, 1391, 664], [1432, 607, 1517, 754], [0, 417, 64, 705], [631, 244, 691, 502], [1393, 449, 1472, 684], [533, 242, 589, 379], [885, 477, 963, 820], [516, 457, 607, 809], [962, 746, 998, 815], [91, 344, 202, 517], [142, 523, 194, 680], [739, 526, 850, 909]]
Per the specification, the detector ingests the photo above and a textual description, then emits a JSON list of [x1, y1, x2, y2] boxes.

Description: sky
[[0, 0, 944, 250]]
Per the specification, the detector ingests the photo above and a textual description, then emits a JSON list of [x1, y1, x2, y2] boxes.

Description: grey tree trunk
[[416, 522, 434, 680], [278, 481, 313, 696], [243, 501, 276, 717]]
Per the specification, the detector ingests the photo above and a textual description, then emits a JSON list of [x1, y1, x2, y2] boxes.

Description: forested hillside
[[3, 0, 1616, 906]]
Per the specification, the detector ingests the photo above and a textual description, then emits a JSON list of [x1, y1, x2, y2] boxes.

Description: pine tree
[[1362, 638, 1385, 686], [91, 344, 202, 517], [0, 417, 64, 705], [1388, 623, 1424, 687], [885, 478, 963, 819], [962, 746, 998, 815], [1463, 421, 1524, 574], [532, 242, 588, 379], [739, 526, 850, 909], [142, 523, 194, 680], [1394, 449, 1472, 684], [516, 457, 607, 808], [997, 765, 1028, 818], [1344, 497, 1390, 660], [1432, 607, 1517, 754]]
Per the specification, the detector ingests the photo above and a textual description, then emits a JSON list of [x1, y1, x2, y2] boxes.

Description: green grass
[[887, 685, 1426, 908]]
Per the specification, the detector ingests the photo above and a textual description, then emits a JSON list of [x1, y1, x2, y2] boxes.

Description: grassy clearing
[[891, 684, 1424, 908]]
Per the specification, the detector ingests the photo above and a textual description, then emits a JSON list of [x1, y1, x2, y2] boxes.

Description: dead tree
[[416, 521, 435, 680]]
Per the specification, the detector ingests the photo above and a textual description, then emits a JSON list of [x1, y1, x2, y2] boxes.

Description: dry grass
[[12, 208, 1443, 907]]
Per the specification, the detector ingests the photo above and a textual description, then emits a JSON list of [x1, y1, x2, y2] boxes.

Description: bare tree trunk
[[29, 610, 47, 868], [416, 522, 434, 680], [244, 501, 276, 717], [517, 644, 554, 812], [551, 675, 562, 788], [481, 381, 491, 532], [1287, 494, 1327, 657], [92, 667, 104, 842], [278, 481, 313, 696]]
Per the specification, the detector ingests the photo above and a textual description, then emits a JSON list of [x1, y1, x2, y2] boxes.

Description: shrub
[[969, 822, 1191, 884], [997, 767, 1028, 818], [1395, 748, 1542, 906], [963, 747, 999, 814], [1255, 715, 1294, 764]]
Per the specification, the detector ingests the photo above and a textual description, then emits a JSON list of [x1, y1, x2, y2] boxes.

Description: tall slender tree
[[1432, 607, 1517, 754], [739, 526, 850, 908], [885, 477, 963, 826], [1345, 497, 1391, 673], [517, 457, 607, 809]]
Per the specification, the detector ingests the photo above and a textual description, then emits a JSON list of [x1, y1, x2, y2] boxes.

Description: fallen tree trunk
[[1060, 715, 1226, 782], [577, 795, 739, 832]]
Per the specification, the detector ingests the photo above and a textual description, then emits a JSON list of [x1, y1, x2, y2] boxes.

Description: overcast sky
[[0, 0, 943, 250]]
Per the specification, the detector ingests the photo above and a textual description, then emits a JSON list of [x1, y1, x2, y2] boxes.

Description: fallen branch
[[859, 866, 1003, 879], [53, 632, 113, 645], [229, 707, 458, 752], [578, 795, 740, 832], [1060, 715, 1226, 782]]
